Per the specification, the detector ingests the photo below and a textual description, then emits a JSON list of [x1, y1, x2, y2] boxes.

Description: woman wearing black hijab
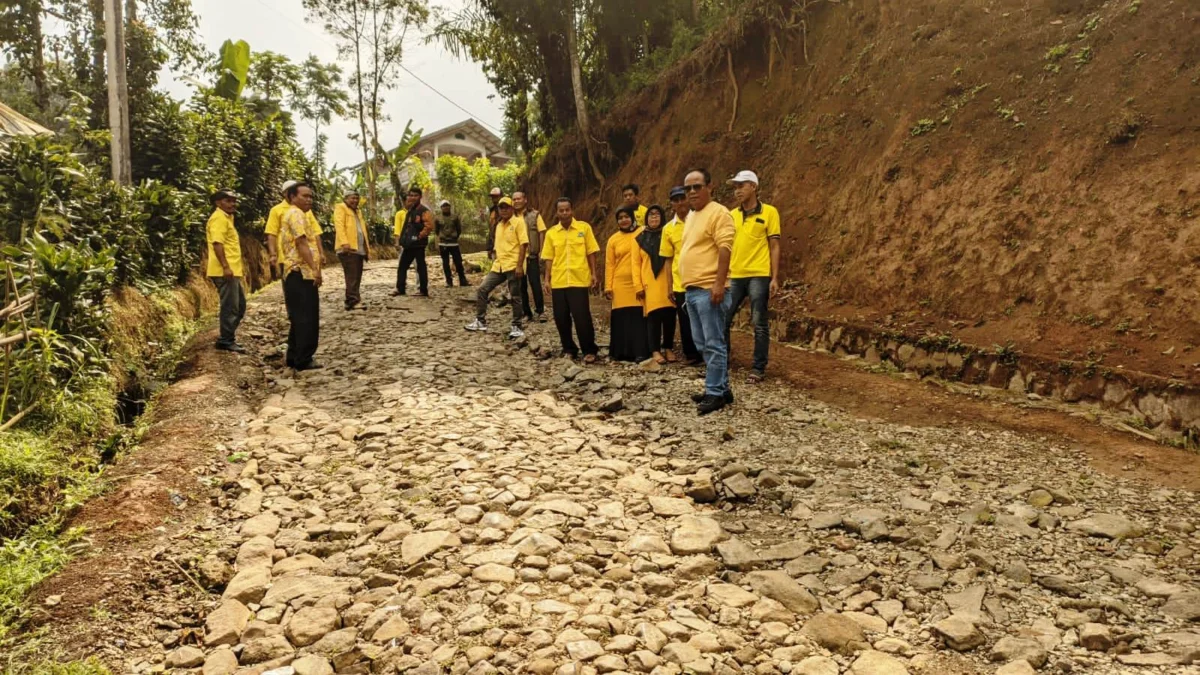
[[634, 205, 676, 364]]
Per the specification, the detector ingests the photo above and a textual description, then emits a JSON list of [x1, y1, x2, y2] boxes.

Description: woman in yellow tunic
[[605, 205, 649, 362], [633, 205, 676, 364]]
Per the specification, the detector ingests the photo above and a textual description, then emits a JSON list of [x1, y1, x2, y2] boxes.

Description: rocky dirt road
[[29, 263, 1200, 674]]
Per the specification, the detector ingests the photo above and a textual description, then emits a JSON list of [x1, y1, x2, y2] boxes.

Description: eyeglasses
[[683, 184, 705, 192]]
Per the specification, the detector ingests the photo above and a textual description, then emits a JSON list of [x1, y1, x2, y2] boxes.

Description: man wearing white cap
[[435, 199, 469, 287], [725, 170, 781, 383]]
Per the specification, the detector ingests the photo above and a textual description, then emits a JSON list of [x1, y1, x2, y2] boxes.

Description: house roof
[[413, 118, 508, 159], [0, 101, 52, 137]]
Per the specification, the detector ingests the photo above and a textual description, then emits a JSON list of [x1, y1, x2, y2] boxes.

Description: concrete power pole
[[104, 0, 132, 185]]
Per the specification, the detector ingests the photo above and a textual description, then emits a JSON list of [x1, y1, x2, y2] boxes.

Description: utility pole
[[104, 0, 132, 185]]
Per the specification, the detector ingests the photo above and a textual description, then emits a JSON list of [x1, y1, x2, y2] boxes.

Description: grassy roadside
[[0, 278, 214, 654]]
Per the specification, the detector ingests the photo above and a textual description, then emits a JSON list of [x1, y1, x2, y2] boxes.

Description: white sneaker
[[465, 319, 488, 332], [508, 325, 525, 339]]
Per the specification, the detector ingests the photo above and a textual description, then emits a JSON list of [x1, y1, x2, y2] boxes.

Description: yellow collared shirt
[[267, 200, 323, 261], [634, 204, 647, 228], [541, 219, 599, 289], [659, 215, 686, 294], [281, 206, 320, 280], [392, 209, 408, 237], [492, 216, 530, 273], [205, 208, 242, 277], [730, 201, 781, 279]]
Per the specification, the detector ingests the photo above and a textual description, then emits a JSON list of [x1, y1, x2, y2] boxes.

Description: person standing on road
[[541, 198, 601, 362], [267, 180, 323, 278], [280, 182, 323, 370], [725, 170, 782, 383], [660, 186, 702, 366], [391, 201, 408, 294], [679, 168, 735, 415], [485, 187, 503, 262], [466, 196, 528, 339], [513, 191, 548, 323], [606, 206, 649, 363], [207, 188, 246, 353], [333, 190, 370, 311], [394, 187, 434, 297], [622, 183, 648, 228], [435, 200, 469, 287], [634, 205, 676, 364]]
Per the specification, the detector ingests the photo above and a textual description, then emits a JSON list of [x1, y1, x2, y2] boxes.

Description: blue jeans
[[686, 287, 733, 397], [726, 277, 770, 373]]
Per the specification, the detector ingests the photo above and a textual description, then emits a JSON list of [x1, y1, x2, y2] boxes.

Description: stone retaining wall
[[753, 315, 1200, 445]]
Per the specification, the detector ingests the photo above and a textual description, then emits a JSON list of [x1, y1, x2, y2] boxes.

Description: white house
[[392, 118, 511, 187]]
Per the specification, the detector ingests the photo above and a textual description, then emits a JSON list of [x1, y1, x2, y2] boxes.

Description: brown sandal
[[652, 352, 667, 365], [664, 349, 678, 363], [583, 354, 597, 365]]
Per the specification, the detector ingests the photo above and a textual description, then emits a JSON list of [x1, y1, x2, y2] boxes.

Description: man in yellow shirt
[[333, 190, 370, 311], [266, 180, 323, 278], [466, 196, 527, 339], [513, 191, 548, 322], [206, 188, 246, 353], [679, 168, 736, 415], [725, 170, 782, 383], [540, 197, 600, 362], [622, 183, 648, 227], [280, 182, 323, 370], [659, 186, 701, 366], [391, 203, 409, 294]]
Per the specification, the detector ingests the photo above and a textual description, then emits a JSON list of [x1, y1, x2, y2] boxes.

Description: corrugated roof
[[0, 101, 52, 137]]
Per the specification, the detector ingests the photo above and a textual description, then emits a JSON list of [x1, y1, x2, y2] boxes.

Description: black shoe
[[697, 394, 728, 416], [418, 291, 429, 297], [536, 312, 548, 323], [446, 282, 454, 288], [459, 279, 470, 287], [345, 304, 354, 311], [295, 361, 324, 371], [691, 390, 734, 404], [393, 291, 405, 296], [216, 342, 246, 353]]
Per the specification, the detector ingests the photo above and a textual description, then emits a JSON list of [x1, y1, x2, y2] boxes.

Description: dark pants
[[552, 287, 598, 356], [283, 272, 320, 368], [440, 246, 468, 286], [520, 257, 545, 317], [397, 247, 428, 295], [726, 277, 771, 373], [211, 276, 246, 347], [476, 271, 523, 325], [647, 306, 676, 353], [675, 294, 700, 360], [339, 252, 365, 307]]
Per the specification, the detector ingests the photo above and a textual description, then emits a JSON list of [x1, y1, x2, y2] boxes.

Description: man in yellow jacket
[[334, 191, 370, 310]]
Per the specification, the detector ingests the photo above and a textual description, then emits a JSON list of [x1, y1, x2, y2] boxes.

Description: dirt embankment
[[527, 0, 1200, 382]]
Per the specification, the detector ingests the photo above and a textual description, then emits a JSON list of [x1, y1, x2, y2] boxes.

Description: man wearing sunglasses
[[677, 169, 736, 415]]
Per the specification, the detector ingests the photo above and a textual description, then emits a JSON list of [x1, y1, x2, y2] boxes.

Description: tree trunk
[[515, 89, 533, 165], [533, 28, 575, 131], [349, 3, 375, 224], [566, 4, 604, 184], [27, 0, 48, 111], [693, 0, 701, 21]]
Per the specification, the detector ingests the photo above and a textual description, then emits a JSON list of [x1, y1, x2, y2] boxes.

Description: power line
[[242, 0, 505, 136]]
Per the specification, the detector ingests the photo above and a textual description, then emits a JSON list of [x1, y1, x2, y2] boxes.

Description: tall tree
[[249, 50, 300, 103], [290, 56, 350, 177], [303, 0, 428, 221]]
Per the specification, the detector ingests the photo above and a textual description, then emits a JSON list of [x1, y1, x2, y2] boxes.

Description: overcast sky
[[160, 0, 504, 169]]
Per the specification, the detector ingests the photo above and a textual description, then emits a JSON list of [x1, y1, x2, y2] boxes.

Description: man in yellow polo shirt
[[540, 197, 600, 362], [659, 185, 702, 366], [466, 196, 527, 339], [725, 170, 782, 383], [207, 188, 246, 353], [391, 203, 408, 294], [622, 183, 648, 227], [266, 180, 323, 277]]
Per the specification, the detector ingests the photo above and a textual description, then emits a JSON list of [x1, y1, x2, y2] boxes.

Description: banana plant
[[214, 40, 252, 100]]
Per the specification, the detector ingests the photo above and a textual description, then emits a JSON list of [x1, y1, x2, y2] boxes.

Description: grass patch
[[0, 523, 85, 642]]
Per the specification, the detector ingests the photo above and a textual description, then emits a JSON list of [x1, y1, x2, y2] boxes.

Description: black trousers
[[211, 276, 245, 346], [440, 246, 468, 286], [552, 287, 598, 356], [675, 294, 700, 360], [520, 257, 545, 317], [647, 306, 676, 353], [397, 246, 428, 295], [283, 271, 320, 368]]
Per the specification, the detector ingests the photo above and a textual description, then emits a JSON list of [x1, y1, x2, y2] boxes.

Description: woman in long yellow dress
[[633, 205, 676, 364], [605, 206, 649, 362]]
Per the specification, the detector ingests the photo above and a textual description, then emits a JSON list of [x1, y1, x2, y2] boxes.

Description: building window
[[454, 132, 466, 140]]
